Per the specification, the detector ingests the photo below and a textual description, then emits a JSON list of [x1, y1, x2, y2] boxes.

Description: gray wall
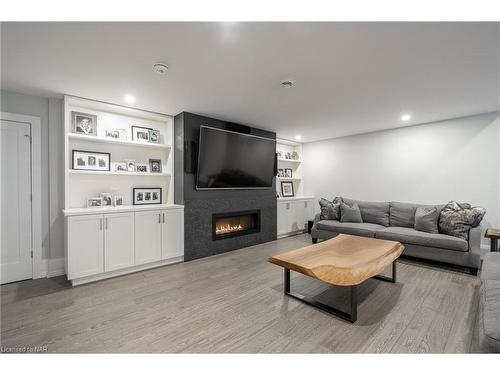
[[303, 112, 500, 246], [0, 90, 64, 266]]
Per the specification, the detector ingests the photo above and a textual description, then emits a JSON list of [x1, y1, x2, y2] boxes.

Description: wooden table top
[[485, 228, 500, 239], [268, 234, 404, 286]]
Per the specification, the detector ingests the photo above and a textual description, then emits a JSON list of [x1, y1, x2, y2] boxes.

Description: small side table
[[485, 229, 500, 252]]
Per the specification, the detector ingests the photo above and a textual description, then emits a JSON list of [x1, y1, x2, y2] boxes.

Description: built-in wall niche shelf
[[68, 133, 171, 149], [69, 169, 171, 177], [277, 158, 302, 164]]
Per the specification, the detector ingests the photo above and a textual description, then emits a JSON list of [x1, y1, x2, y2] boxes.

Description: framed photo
[[281, 181, 294, 197], [149, 159, 162, 173], [72, 150, 110, 171], [285, 152, 292, 159], [133, 188, 162, 205], [100, 193, 113, 207], [148, 129, 160, 143], [284, 168, 293, 178], [117, 128, 127, 140], [115, 162, 127, 172], [277, 168, 284, 178], [136, 163, 148, 173], [131, 126, 151, 143], [87, 197, 103, 208], [113, 196, 123, 206], [276, 151, 283, 159], [72, 111, 97, 136], [125, 159, 136, 172], [105, 129, 119, 139]]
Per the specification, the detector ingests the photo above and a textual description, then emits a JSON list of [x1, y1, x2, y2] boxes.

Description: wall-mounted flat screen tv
[[196, 126, 276, 189]]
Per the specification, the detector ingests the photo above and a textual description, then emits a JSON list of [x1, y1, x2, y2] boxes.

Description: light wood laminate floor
[[1, 234, 480, 353]]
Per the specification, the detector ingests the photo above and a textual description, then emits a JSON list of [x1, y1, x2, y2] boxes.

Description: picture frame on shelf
[[72, 150, 110, 171], [291, 151, 299, 160], [117, 128, 127, 140], [105, 129, 119, 139], [113, 196, 123, 206], [131, 125, 151, 143], [125, 159, 136, 172], [133, 188, 162, 205], [277, 168, 284, 177], [87, 197, 103, 208], [285, 152, 292, 159], [149, 159, 162, 173], [281, 181, 294, 197], [276, 151, 283, 159], [72, 111, 97, 136], [100, 193, 113, 207], [115, 162, 127, 172], [148, 129, 160, 143], [136, 163, 148, 173], [284, 168, 293, 178]]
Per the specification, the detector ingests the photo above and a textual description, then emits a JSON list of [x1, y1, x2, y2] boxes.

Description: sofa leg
[[470, 267, 478, 276], [312, 237, 318, 244]]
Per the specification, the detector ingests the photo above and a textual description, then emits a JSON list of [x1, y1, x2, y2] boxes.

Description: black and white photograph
[[72, 150, 110, 171], [284, 168, 293, 178], [125, 159, 136, 172], [149, 159, 162, 173], [113, 196, 123, 206], [105, 129, 119, 138], [100, 193, 113, 206], [86, 197, 103, 208], [136, 163, 148, 173], [281, 181, 294, 197], [133, 188, 162, 205], [149, 129, 160, 143], [131, 125, 152, 143], [115, 162, 127, 172], [277, 168, 284, 177], [71, 111, 97, 136]]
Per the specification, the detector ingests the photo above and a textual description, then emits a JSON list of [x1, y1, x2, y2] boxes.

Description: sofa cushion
[[318, 197, 341, 220], [438, 201, 486, 241], [390, 201, 445, 228], [340, 202, 363, 223], [375, 226, 468, 252], [481, 253, 500, 281], [414, 206, 439, 234], [479, 280, 500, 353], [315, 220, 384, 237]]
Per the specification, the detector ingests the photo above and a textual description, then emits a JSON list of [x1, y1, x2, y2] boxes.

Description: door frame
[[1, 111, 43, 279]]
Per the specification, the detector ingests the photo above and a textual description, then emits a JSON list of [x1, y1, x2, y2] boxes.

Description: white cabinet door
[[294, 199, 313, 233], [277, 202, 288, 235], [67, 214, 104, 279], [104, 212, 135, 272], [134, 210, 162, 265], [287, 201, 298, 232], [161, 210, 184, 259]]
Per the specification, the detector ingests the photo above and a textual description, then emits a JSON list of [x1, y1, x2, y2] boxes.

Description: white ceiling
[[1, 22, 499, 142]]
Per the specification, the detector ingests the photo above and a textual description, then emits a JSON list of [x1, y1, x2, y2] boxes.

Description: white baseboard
[[46, 257, 65, 278]]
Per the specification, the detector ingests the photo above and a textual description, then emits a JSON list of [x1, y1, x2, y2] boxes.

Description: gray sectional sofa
[[311, 199, 482, 274], [479, 252, 500, 352]]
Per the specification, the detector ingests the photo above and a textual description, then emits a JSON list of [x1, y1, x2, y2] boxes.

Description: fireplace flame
[[216, 223, 245, 235]]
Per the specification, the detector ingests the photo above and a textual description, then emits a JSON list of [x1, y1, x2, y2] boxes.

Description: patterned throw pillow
[[438, 201, 486, 240], [318, 197, 342, 220]]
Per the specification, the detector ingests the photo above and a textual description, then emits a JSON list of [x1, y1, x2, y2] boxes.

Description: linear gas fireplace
[[212, 210, 261, 240]]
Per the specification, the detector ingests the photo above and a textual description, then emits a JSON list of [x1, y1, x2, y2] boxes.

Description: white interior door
[[1, 120, 32, 284]]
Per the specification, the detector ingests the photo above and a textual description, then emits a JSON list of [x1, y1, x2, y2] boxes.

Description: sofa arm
[[313, 213, 322, 225], [469, 226, 482, 254]]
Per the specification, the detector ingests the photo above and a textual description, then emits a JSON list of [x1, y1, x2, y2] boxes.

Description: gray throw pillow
[[340, 202, 363, 223], [414, 206, 439, 234], [438, 201, 486, 240], [318, 197, 341, 220]]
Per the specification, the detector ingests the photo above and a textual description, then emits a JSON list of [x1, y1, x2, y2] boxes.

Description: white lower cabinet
[[66, 207, 184, 284], [277, 198, 314, 237]]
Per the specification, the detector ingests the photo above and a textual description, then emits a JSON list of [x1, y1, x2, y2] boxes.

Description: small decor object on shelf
[[149, 159, 162, 173], [113, 196, 123, 206], [291, 151, 299, 160], [281, 181, 295, 197], [285, 152, 292, 159], [284, 168, 293, 178], [100, 193, 113, 207], [136, 163, 148, 173], [117, 128, 127, 140], [125, 159, 136, 172], [87, 197, 103, 208], [277, 191, 282, 198], [72, 111, 97, 136], [105, 129, 119, 139], [276, 151, 283, 159], [148, 129, 160, 143], [131, 125, 151, 143], [277, 168, 284, 177], [133, 188, 162, 205], [72, 150, 110, 171], [115, 162, 127, 172]]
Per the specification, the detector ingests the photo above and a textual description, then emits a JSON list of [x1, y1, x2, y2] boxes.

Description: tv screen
[[196, 126, 276, 189]]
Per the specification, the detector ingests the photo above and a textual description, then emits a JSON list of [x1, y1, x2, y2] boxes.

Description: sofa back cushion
[[390, 201, 419, 228], [343, 198, 389, 226], [340, 202, 363, 223]]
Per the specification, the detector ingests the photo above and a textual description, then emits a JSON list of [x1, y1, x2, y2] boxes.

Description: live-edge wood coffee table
[[268, 234, 405, 323]]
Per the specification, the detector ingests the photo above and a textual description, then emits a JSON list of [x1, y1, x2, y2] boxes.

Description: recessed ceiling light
[[281, 80, 294, 88], [295, 135, 302, 141], [153, 62, 169, 75], [401, 114, 412, 121], [124, 95, 136, 104]]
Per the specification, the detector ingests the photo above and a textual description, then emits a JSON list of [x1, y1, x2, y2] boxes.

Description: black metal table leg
[[491, 238, 498, 252], [372, 260, 397, 283]]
